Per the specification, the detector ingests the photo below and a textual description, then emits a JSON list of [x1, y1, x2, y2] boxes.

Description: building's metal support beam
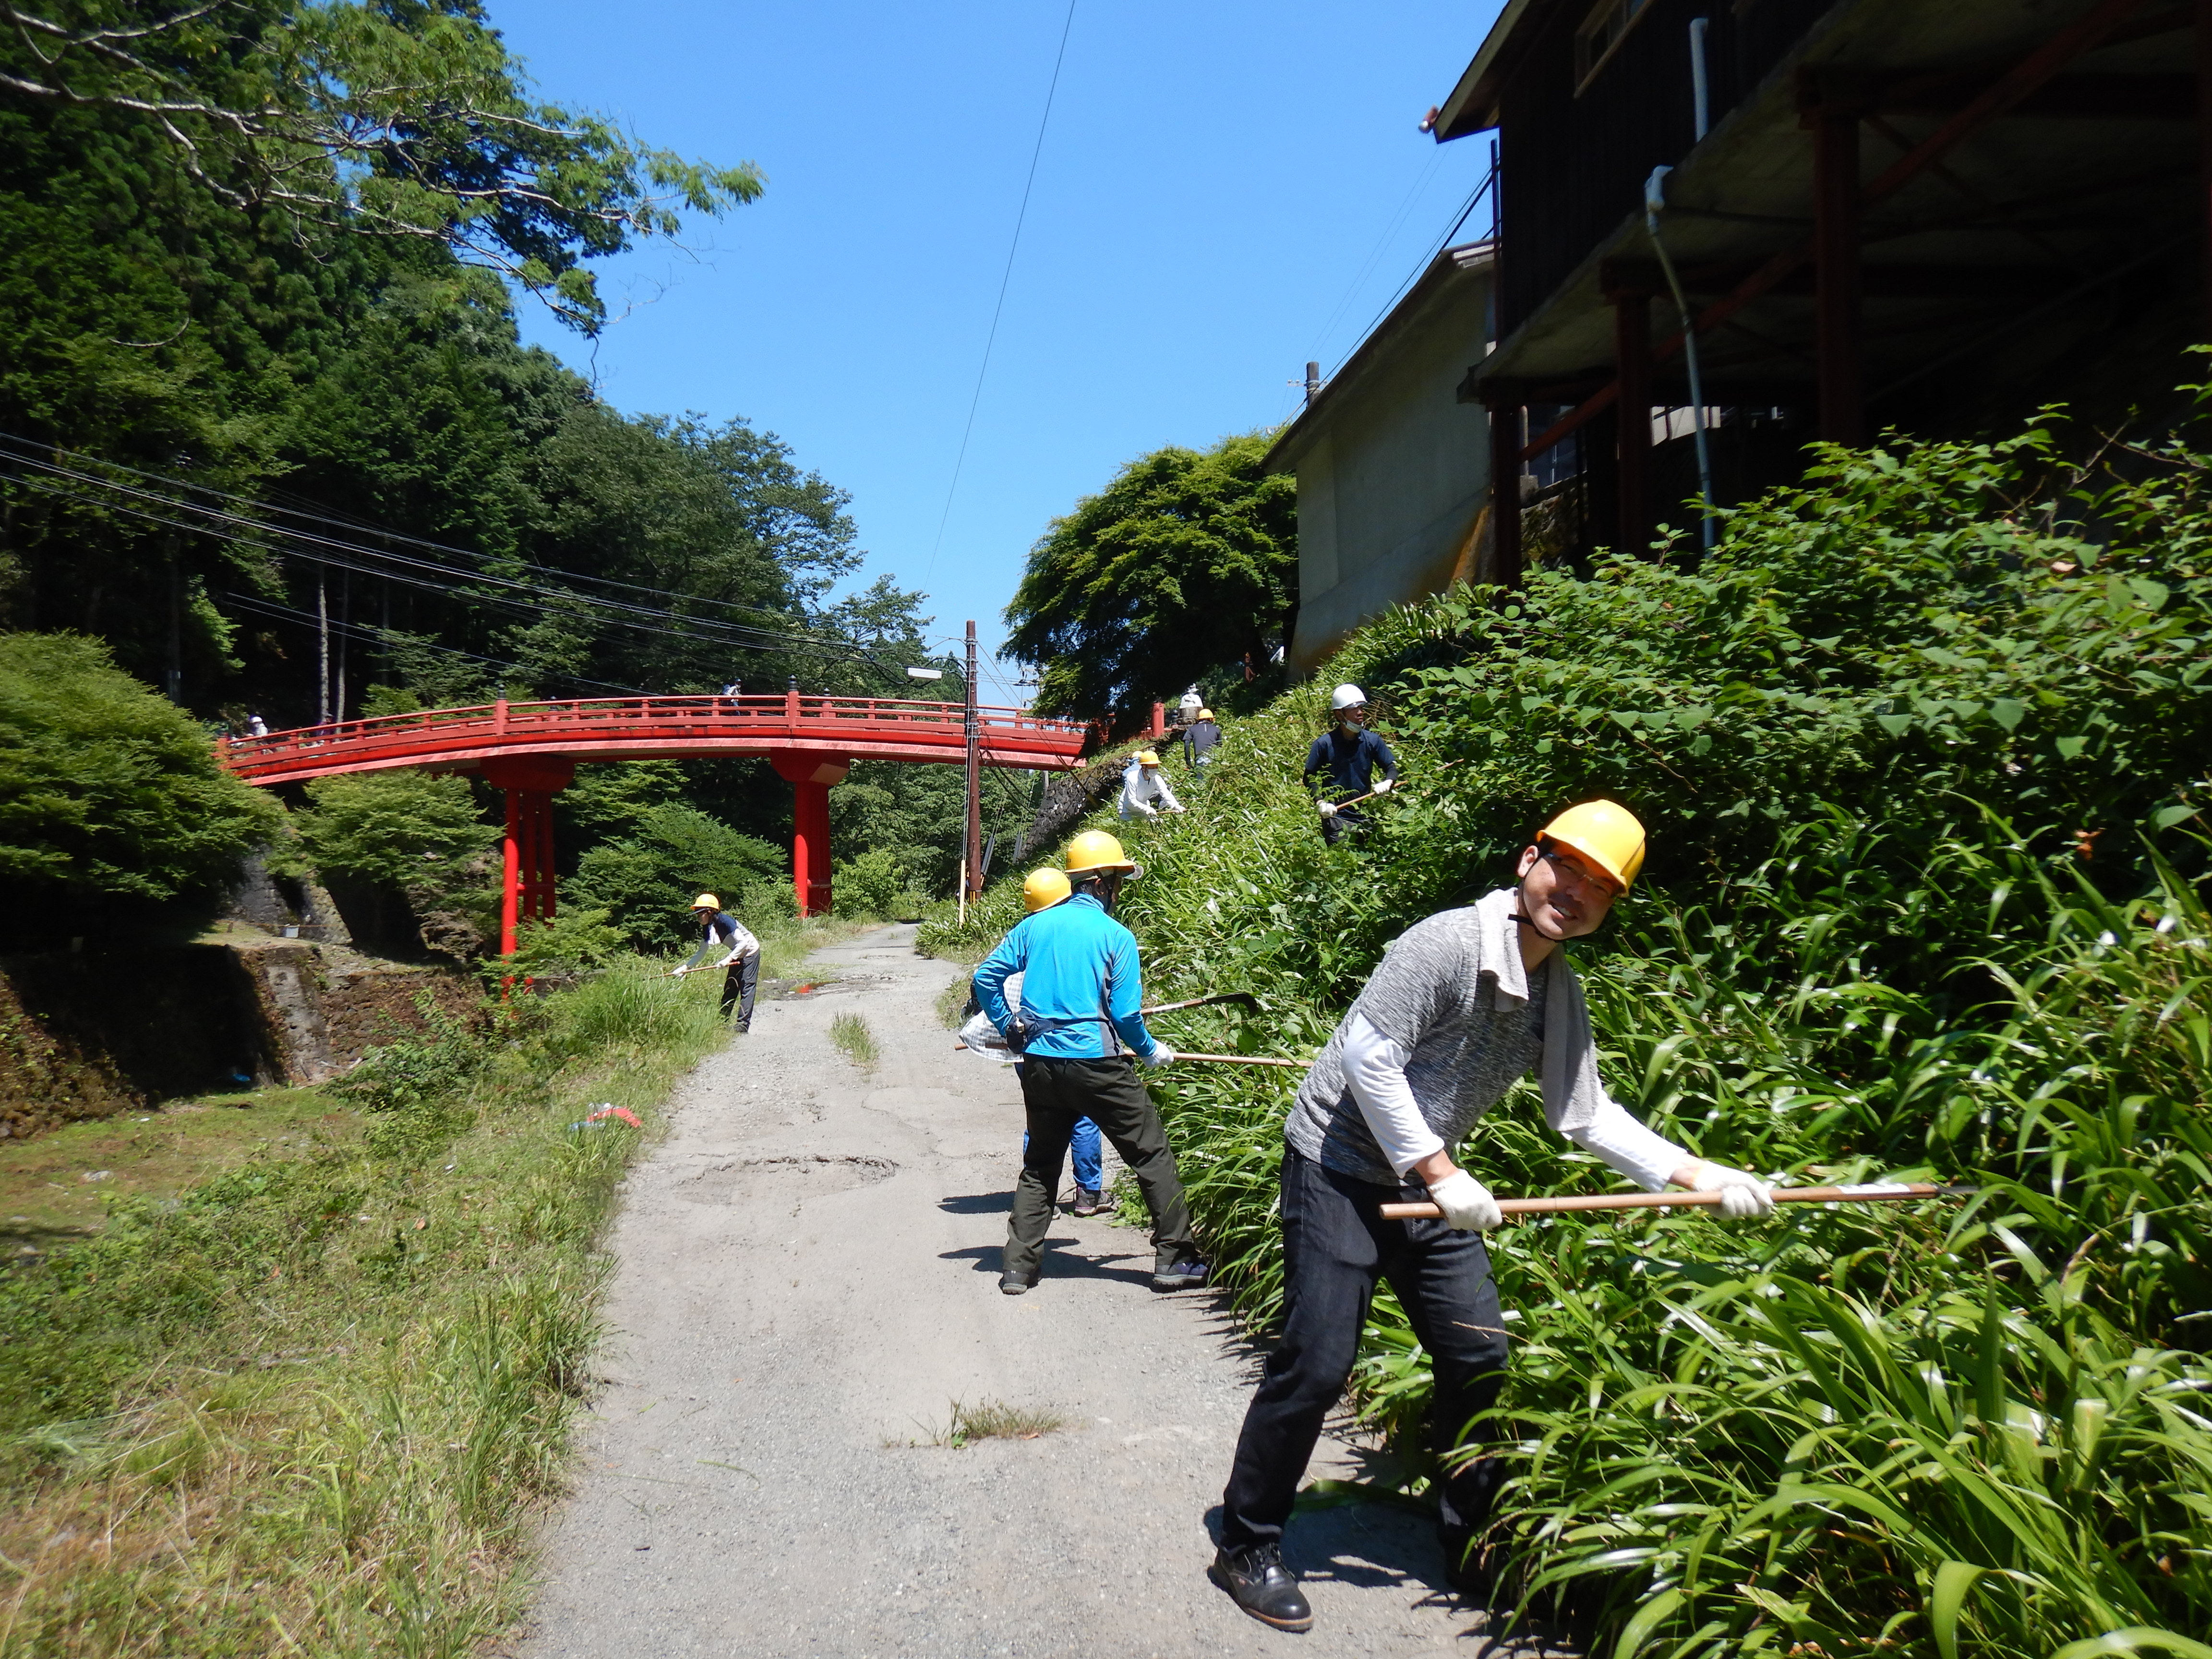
[[1815, 108, 1865, 445], [1487, 401, 1525, 587], [2201, 0, 2212, 337], [1613, 292, 1651, 557]]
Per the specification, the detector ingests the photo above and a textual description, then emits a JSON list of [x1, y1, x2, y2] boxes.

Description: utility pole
[[1304, 361, 1320, 406], [317, 570, 330, 725], [964, 620, 983, 906]]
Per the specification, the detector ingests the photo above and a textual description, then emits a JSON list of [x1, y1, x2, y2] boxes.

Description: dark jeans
[[1005, 1055, 1195, 1278], [720, 951, 760, 1028], [1320, 805, 1368, 846], [1220, 1146, 1512, 1551]]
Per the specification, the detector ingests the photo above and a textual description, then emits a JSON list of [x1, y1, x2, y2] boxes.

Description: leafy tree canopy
[[0, 0, 761, 331], [0, 631, 281, 930], [566, 804, 782, 951], [1003, 431, 1295, 737]]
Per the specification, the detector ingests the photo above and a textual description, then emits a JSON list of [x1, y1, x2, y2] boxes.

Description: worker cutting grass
[[1118, 747, 1185, 820], [673, 894, 762, 1032], [1305, 684, 1398, 844], [1209, 800, 1774, 1632], [972, 831, 1208, 1296]]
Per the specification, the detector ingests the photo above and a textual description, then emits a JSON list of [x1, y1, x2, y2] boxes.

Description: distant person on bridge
[[1178, 687, 1203, 725], [674, 895, 761, 1033], [1205, 802, 1775, 1633], [972, 831, 1207, 1297], [1181, 707, 1222, 782], [1118, 750, 1184, 821], [1304, 685, 1397, 846], [246, 713, 269, 738]]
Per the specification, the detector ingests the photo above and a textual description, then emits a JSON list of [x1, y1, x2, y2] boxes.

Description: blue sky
[[496, 0, 1503, 701]]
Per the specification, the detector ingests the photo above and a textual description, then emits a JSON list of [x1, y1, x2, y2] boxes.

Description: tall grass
[[0, 959, 725, 1656]]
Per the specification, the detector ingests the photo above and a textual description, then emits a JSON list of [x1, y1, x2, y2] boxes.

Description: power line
[[923, 0, 1078, 581]]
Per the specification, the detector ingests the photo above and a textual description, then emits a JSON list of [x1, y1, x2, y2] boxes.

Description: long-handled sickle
[[955, 1040, 1309, 1068], [1142, 992, 1262, 1016], [1378, 1181, 1972, 1222]]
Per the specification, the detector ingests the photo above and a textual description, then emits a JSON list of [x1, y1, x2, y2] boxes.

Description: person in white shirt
[[1117, 750, 1184, 820], [674, 894, 762, 1032], [1207, 801, 1775, 1632]]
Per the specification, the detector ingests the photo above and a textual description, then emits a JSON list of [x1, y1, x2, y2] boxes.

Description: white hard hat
[[1330, 684, 1367, 712]]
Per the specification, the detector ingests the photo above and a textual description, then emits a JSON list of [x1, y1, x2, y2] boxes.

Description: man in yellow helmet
[[972, 830, 1206, 1294], [1182, 707, 1223, 782], [1118, 749, 1185, 821], [1207, 801, 1774, 1632]]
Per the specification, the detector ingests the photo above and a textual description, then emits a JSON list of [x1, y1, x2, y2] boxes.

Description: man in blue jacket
[[1305, 684, 1399, 845], [973, 830, 1208, 1297]]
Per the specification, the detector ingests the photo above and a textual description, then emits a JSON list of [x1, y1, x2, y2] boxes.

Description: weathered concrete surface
[[517, 924, 1538, 1657]]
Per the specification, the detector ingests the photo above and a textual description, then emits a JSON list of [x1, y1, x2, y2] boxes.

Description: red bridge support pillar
[[770, 751, 851, 916], [483, 757, 576, 955]]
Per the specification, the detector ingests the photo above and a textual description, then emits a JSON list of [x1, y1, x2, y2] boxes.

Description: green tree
[[0, 631, 281, 941], [279, 768, 498, 957], [1003, 431, 1296, 737], [566, 804, 782, 951]]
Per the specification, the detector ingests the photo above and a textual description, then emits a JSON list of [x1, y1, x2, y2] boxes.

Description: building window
[[1575, 0, 1655, 91]]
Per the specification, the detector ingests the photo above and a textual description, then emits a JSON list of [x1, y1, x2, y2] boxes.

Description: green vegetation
[[0, 634, 281, 940], [923, 413, 2212, 1655], [910, 1398, 1065, 1449], [1003, 431, 1296, 736], [829, 1012, 879, 1072], [0, 959, 724, 1656]]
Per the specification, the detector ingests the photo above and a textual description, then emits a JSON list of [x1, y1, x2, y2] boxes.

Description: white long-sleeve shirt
[[1117, 762, 1183, 820]]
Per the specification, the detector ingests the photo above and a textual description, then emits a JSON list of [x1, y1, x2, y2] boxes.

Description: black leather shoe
[[998, 1270, 1036, 1296], [1151, 1258, 1208, 1292], [1210, 1543, 1312, 1632]]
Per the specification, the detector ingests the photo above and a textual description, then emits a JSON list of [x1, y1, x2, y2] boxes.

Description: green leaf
[[2154, 805, 2200, 830], [1875, 714, 1913, 737], [2127, 577, 2172, 610], [1611, 1587, 1682, 1659], [1929, 1560, 1984, 1659], [1989, 697, 2027, 731], [2050, 1631, 2212, 1659], [2056, 735, 2089, 759]]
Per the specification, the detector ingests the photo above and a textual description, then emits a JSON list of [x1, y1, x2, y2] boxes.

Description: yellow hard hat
[[1064, 830, 1138, 876], [1022, 867, 1072, 914], [1196, 708, 1214, 721], [1135, 749, 1160, 767], [690, 893, 721, 911], [1537, 800, 1647, 892]]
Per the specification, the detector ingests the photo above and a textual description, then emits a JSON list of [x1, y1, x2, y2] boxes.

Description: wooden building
[[1266, 242, 1498, 673], [1430, 0, 2205, 575]]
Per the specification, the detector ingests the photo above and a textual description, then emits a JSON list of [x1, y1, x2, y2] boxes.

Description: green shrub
[[0, 632, 282, 938], [567, 803, 782, 950]]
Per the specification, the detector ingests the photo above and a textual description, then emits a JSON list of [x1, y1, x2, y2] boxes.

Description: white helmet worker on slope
[[1329, 684, 1367, 716], [1305, 686, 1396, 844]]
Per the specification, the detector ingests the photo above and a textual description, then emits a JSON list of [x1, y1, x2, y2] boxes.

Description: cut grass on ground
[[904, 1398, 1065, 1449]]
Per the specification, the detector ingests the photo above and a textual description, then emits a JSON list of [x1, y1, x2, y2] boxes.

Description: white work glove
[[1132, 801, 1158, 819], [1427, 1169, 1502, 1232], [1371, 778, 1393, 795], [1142, 1043, 1177, 1070], [1687, 1160, 1776, 1219], [1316, 800, 1337, 820]]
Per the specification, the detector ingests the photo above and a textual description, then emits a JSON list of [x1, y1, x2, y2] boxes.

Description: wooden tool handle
[[1377, 1182, 1964, 1221], [952, 1044, 1308, 1068]]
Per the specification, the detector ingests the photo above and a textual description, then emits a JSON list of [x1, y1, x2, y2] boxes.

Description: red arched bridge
[[217, 689, 1092, 950]]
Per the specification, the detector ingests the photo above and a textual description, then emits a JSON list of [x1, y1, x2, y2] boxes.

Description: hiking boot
[[1151, 1258, 1209, 1293], [1209, 1543, 1312, 1632], [1071, 1187, 1106, 1216], [998, 1269, 1036, 1296]]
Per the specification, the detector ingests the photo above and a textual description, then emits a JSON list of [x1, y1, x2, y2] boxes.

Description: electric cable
[[922, 0, 1078, 580]]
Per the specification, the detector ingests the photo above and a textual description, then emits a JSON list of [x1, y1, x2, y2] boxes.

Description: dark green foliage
[[1004, 431, 1296, 736], [0, 632, 280, 934], [566, 804, 783, 951], [276, 769, 499, 957]]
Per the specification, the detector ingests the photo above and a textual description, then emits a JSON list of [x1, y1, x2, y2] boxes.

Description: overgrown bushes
[[922, 411, 2212, 1656]]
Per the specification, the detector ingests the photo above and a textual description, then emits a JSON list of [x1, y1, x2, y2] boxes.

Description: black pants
[[1005, 1055, 1196, 1279], [1220, 1146, 1511, 1550], [1320, 805, 1369, 846], [719, 952, 760, 1028]]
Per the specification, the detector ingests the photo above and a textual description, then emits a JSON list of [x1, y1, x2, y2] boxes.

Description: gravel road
[[517, 924, 1546, 1657]]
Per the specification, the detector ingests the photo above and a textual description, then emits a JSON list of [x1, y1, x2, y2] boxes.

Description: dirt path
[[518, 925, 1525, 1656]]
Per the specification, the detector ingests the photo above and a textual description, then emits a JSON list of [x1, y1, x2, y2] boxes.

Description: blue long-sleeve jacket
[[972, 892, 1160, 1060]]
